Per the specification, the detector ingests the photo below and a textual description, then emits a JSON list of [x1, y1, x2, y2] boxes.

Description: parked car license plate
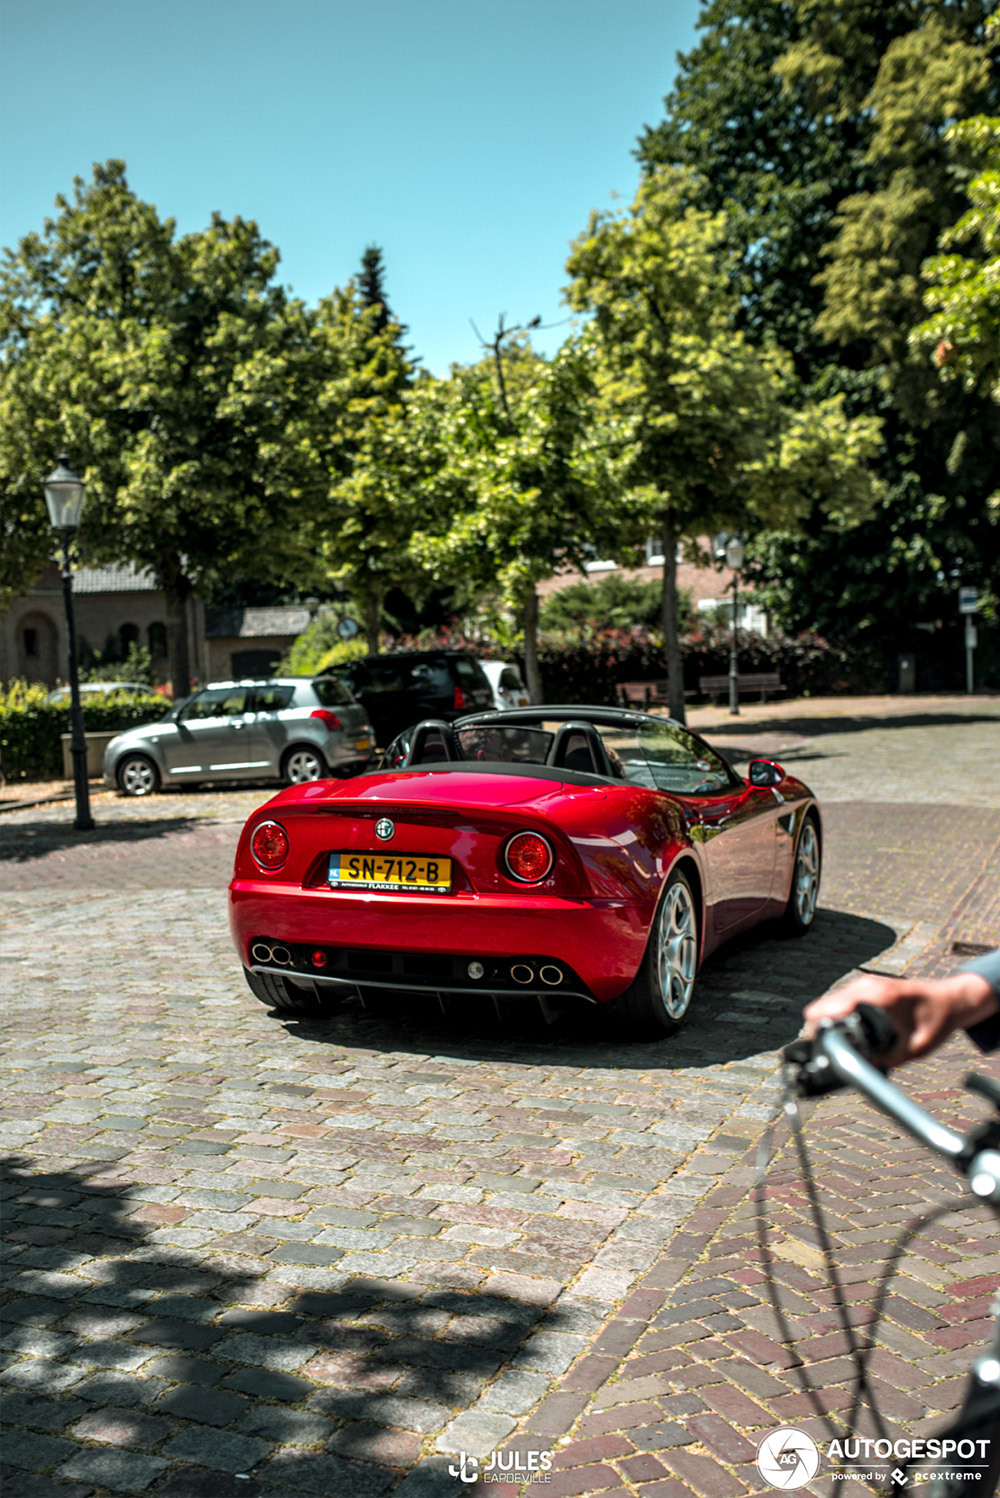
[[328, 852, 452, 893], [355, 737, 371, 751]]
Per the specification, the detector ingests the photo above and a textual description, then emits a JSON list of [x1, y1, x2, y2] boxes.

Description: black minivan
[[339, 651, 494, 746]]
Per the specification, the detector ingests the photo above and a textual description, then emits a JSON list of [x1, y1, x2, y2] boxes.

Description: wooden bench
[[616, 680, 694, 710], [698, 671, 785, 703]]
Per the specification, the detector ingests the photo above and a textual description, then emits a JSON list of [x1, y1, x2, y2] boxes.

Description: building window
[[120, 622, 140, 652], [23, 627, 39, 657], [148, 622, 167, 657]]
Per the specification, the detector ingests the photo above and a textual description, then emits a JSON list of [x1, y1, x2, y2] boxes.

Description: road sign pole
[[965, 619, 977, 694]]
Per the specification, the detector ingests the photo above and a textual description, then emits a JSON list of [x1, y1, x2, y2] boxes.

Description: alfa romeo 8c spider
[[229, 707, 821, 1037]]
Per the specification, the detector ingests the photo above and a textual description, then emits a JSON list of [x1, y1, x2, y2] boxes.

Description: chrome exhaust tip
[[270, 945, 292, 966], [251, 942, 273, 963], [511, 963, 534, 985], [539, 965, 563, 986]]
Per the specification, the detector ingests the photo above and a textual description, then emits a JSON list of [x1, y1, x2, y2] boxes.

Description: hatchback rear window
[[453, 657, 489, 686], [312, 677, 354, 707]]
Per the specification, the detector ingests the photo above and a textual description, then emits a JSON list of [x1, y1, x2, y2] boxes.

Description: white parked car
[[480, 660, 531, 710], [45, 681, 151, 704]]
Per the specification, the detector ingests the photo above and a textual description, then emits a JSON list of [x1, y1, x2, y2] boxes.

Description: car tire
[[243, 968, 341, 1017], [281, 745, 327, 785], [613, 866, 699, 1038], [782, 813, 821, 936], [117, 753, 160, 797]]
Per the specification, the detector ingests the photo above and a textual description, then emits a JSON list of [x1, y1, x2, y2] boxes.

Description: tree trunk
[[363, 592, 381, 655], [161, 558, 193, 701], [522, 586, 543, 703], [660, 514, 686, 723]]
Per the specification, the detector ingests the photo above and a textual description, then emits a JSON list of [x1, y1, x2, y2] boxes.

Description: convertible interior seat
[[406, 720, 462, 765], [546, 721, 614, 777]]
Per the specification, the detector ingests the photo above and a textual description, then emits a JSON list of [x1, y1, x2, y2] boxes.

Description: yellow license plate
[[355, 737, 371, 751], [328, 852, 452, 893]]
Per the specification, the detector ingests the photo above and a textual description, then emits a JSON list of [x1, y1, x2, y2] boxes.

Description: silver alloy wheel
[[119, 756, 157, 796], [794, 821, 820, 926], [655, 878, 698, 1020], [284, 748, 324, 783]]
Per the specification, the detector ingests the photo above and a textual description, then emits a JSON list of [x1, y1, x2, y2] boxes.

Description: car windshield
[[451, 719, 736, 794]]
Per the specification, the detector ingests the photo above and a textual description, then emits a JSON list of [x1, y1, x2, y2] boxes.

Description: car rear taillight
[[251, 820, 289, 870], [310, 709, 342, 732], [453, 686, 466, 710], [503, 831, 554, 883]]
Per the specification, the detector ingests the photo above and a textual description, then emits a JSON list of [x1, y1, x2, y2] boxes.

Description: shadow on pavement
[[0, 818, 216, 863], [268, 908, 898, 1071], [703, 709, 1000, 743], [0, 1153, 553, 1496]]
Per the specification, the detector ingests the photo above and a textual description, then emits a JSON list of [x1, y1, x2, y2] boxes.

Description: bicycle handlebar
[[783, 1005, 1000, 1205]]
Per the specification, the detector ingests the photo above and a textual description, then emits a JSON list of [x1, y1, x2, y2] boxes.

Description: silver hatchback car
[[103, 677, 375, 796]]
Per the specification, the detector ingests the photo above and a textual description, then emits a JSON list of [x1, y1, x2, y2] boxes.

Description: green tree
[[912, 114, 1000, 405], [639, 1, 1000, 648], [0, 161, 328, 695], [541, 571, 676, 632], [311, 253, 419, 651], [565, 167, 883, 720], [410, 336, 624, 701]]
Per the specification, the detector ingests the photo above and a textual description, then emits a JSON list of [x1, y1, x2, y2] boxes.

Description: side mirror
[[749, 758, 784, 788]]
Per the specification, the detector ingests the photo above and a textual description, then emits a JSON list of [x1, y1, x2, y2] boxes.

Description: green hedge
[[0, 681, 168, 782], [535, 623, 887, 703]]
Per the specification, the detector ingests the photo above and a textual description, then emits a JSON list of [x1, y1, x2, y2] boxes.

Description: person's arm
[[962, 949, 1000, 1052], [802, 952, 999, 1069]]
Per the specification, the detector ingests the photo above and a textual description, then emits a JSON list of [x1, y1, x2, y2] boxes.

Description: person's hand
[[802, 971, 998, 1068]]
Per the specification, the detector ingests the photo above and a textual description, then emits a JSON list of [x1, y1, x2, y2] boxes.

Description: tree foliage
[[0, 161, 329, 694], [565, 167, 883, 718], [640, 0, 1000, 646]]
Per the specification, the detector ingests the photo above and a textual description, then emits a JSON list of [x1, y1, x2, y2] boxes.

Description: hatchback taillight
[[503, 831, 554, 883], [311, 709, 342, 732], [453, 686, 466, 710], [251, 820, 289, 870]]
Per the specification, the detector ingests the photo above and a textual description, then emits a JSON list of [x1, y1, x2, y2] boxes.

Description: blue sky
[[1, 0, 701, 374]]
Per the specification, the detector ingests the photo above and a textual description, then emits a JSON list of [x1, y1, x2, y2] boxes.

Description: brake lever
[[783, 1003, 897, 1098]]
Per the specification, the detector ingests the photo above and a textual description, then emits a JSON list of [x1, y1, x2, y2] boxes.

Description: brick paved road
[[1, 695, 998, 1497]]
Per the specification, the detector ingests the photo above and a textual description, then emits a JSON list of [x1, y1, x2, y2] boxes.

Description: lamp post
[[725, 536, 745, 715], [712, 532, 746, 715], [44, 454, 94, 831]]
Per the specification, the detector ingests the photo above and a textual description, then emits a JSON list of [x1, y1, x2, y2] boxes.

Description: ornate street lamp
[[44, 454, 94, 831]]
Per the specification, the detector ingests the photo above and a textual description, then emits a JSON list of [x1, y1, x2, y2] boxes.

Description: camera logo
[[756, 1428, 822, 1489]]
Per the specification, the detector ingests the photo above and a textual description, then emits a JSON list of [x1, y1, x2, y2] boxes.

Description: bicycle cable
[[755, 1063, 970, 1453]]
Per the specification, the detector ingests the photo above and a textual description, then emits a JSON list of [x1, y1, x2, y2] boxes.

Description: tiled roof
[[71, 563, 159, 594], [205, 606, 310, 640]]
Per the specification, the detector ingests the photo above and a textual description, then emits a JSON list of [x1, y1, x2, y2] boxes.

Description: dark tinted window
[[453, 656, 489, 687], [312, 677, 354, 707], [348, 661, 410, 692], [499, 667, 523, 690]]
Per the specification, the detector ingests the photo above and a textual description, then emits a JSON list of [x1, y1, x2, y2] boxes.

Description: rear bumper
[[229, 882, 652, 1003]]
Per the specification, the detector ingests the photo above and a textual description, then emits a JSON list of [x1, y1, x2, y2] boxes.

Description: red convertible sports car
[[229, 707, 821, 1037]]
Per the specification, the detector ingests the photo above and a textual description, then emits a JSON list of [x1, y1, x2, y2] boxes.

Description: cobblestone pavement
[[1, 695, 998, 1497]]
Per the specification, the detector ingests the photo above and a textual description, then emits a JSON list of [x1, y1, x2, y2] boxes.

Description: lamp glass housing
[[44, 458, 85, 532], [725, 537, 745, 570]]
